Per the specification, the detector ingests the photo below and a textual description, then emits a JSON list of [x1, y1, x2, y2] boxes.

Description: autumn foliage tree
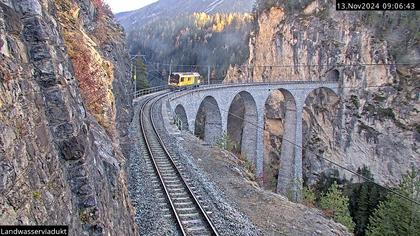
[[92, 0, 112, 17], [91, 0, 115, 44]]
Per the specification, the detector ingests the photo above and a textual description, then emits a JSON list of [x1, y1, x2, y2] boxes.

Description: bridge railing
[[134, 79, 339, 98], [134, 85, 169, 98], [201, 79, 225, 85], [133, 80, 225, 98]]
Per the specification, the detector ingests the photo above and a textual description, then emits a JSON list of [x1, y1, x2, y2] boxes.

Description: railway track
[[140, 93, 219, 236]]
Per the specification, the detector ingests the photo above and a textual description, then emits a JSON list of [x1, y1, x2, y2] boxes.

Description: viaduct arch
[[174, 104, 189, 130], [168, 82, 340, 202], [226, 91, 258, 164]]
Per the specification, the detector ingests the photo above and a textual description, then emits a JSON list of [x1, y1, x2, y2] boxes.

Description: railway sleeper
[[178, 213, 200, 219], [174, 201, 193, 206], [166, 183, 182, 188], [157, 164, 173, 168], [185, 225, 208, 233], [181, 219, 204, 226], [176, 207, 197, 213], [160, 168, 176, 172], [164, 178, 181, 182], [172, 197, 191, 202], [167, 187, 184, 192], [156, 163, 172, 167], [163, 177, 178, 181], [160, 170, 176, 174], [161, 173, 177, 178], [170, 192, 188, 197]]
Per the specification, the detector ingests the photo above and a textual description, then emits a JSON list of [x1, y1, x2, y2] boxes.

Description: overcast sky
[[104, 0, 157, 13]]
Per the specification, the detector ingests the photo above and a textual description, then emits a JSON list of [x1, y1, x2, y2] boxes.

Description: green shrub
[[32, 191, 41, 200], [215, 132, 236, 152], [243, 158, 256, 175], [285, 178, 303, 202], [79, 211, 89, 223], [303, 186, 316, 207], [350, 95, 360, 109], [320, 182, 355, 232]]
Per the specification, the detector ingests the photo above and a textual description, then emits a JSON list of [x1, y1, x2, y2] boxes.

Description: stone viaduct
[[166, 81, 339, 202]]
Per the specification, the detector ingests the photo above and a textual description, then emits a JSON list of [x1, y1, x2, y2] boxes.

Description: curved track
[[140, 93, 219, 236]]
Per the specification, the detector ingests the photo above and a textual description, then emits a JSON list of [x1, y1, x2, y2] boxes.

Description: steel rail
[[150, 95, 220, 236], [140, 92, 220, 235], [140, 93, 186, 235]]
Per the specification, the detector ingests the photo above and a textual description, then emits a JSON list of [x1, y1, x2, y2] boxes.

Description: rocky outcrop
[[0, 0, 137, 235], [226, 1, 419, 187]]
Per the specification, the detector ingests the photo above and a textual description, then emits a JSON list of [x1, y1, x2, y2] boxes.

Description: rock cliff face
[[0, 0, 137, 235], [226, 2, 419, 187]]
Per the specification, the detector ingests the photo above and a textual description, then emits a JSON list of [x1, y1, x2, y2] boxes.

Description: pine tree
[[355, 183, 369, 234], [366, 168, 420, 236], [320, 182, 355, 232], [347, 166, 387, 236], [133, 57, 149, 91]]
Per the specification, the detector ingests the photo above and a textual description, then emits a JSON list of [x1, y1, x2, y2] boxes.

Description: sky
[[104, 0, 158, 13]]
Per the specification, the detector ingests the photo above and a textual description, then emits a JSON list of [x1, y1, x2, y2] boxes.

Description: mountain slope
[[116, 0, 254, 30], [0, 0, 137, 234], [117, 0, 255, 87]]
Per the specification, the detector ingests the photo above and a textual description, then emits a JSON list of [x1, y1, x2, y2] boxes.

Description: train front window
[[170, 74, 180, 84]]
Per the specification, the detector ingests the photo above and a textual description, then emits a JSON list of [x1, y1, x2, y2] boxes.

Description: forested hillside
[[127, 13, 253, 85], [117, 0, 255, 86], [117, 0, 254, 30]]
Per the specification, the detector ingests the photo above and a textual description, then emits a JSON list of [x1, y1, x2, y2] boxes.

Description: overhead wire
[[145, 61, 420, 68]]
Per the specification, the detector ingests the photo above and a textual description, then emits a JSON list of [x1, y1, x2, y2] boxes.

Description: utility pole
[[131, 61, 135, 95], [169, 59, 172, 85], [207, 65, 211, 85], [130, 54, 146, 95], [247, 66, 250, 82], [133, 62, 137, 93]]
